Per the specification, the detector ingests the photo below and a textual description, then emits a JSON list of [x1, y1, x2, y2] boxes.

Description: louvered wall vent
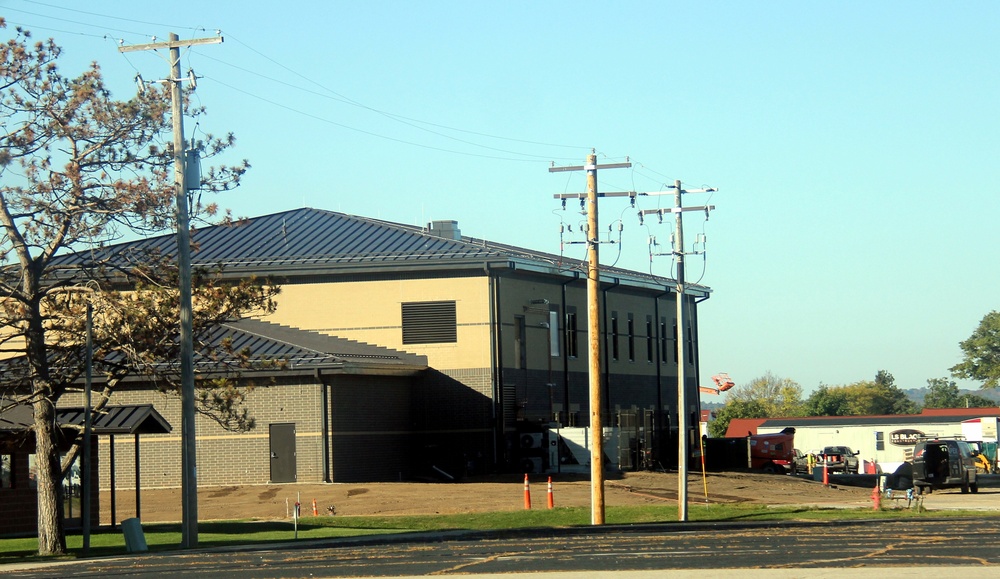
[[401, 300, 457, 344]]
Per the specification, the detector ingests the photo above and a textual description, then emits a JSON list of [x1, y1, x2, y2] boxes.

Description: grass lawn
[[1, 502, 991, 564]]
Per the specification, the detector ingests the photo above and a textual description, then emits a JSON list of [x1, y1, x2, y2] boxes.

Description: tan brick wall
[[62, 379, 326, 490], [265, 275, 493, 370]]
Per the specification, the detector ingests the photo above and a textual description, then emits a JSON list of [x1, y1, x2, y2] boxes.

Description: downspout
[[601, 277, 620, 416], [488, 264, 504, 471], [317, 369, 330, 483]]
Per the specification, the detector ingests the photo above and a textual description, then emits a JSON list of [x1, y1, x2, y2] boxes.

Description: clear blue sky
[[4, 1, 998, 398]]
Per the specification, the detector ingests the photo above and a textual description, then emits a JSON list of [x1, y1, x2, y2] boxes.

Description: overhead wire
[[19, 0, 199, 31], [8, 3, 589, 164], [10, 2, 718, 287], [203, 75, 560, 163], [224, 33, 585, 153]]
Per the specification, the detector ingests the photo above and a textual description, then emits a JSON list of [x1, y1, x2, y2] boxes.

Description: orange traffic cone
[[547, 476, 554, 509], [524, 473, 532, 510], [312, 498, 319, 516]]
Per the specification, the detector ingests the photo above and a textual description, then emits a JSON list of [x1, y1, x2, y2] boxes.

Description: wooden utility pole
[[550, 153, 630, 525], [120, 32, 222, 550], [672, 179, 689, 521]]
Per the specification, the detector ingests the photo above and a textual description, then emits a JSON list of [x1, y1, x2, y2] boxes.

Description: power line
[[20, 0, 198, 30], [6, 4, 590, 163], [204, 75, 567, 163]]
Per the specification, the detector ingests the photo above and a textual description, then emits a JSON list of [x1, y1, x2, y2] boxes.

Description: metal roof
[[208, 318, 428, 374], [0, 318, 428, 386], [57, 405, 172, 434], [50, 207, 704, 293], [0, 404, 171, 435]]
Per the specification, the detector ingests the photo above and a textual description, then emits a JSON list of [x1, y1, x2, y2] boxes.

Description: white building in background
[[727, 408, 1000, 472]]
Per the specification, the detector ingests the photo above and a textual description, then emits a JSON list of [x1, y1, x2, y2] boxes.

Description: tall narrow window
[[659, 318, 668, 363], [549, 310, 560, 357], [401, 301, 457, 344], [627, 314, 635, 362], [611, 313, 620, 361], [566, 310, 579, 358], [672, 321, 679, 363], [514, 316, 526, 369], [646, 317, 654, 363], [0, 455, 11, 489]]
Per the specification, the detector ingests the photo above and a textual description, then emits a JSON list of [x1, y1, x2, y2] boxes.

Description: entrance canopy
[[0, 403, 171, 450]]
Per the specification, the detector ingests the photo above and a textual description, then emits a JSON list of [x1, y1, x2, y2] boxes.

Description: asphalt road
[[7, 517, 1000, 578]]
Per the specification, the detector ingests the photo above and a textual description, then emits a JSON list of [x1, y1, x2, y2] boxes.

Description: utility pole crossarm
[[639, 205, 715, 216], [118, 36, 223, 53], [553, 191, 638, 200], [548, 161, 632, 173]]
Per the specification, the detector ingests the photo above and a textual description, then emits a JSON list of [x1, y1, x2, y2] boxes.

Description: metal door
[[269, 423, 297, 483]]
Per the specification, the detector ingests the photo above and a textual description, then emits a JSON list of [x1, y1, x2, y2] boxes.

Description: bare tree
[[0, 22, 269, 555]]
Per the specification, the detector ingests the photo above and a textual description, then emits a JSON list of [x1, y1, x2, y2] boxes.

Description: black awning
[[0, 404, 171, 435]]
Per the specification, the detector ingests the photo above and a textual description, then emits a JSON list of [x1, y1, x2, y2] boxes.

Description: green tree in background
[[951, 311, 1000, 389], [726, 371, 805, 417], [923, 377, 995, 408], [707, 372, 803, 437], [803, 384, 851, 416], [804, 371, 917, 416], [707, 398, 768, 438]]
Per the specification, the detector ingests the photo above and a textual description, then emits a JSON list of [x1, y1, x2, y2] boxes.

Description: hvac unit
[[520, 457, 543, 474], [520, 433, 543, 449]]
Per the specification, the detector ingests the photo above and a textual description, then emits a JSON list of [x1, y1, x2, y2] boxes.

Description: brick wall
[[62, 378, 326, 490]]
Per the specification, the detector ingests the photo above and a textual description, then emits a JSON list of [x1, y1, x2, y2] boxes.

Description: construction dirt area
[[98, 470, 878, 524]]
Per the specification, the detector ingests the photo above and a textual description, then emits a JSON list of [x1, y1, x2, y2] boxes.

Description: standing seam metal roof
[[51, 208, 696, 290]]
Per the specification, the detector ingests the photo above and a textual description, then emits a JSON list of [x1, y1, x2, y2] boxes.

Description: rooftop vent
[[428, 220, 461, 240]]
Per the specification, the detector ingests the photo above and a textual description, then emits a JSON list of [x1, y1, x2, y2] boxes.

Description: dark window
[[566, 310, 579, 358], [673, 321, 679, 363], [875, 431, 885, 451], [659, 318, 668, 363], [401, 301, 457, 344], [0, 455, 11, 489], [627, 314, 635, 362], [687, 326, 694, 364], [646, 317, 654, 363], [611, 313, 620, 361], [514, 316, 526, 369]]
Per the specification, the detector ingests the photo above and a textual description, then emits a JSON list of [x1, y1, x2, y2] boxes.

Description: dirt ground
[[99, 470, 875, 524]]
